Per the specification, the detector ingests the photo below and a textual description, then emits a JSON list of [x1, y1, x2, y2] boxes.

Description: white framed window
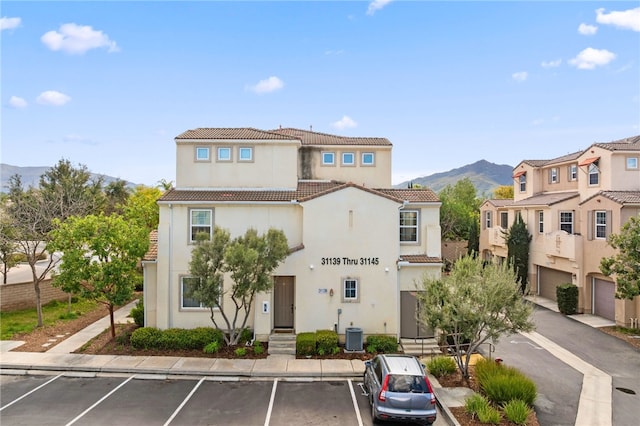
[[560, 211, 573, 234], [361, 152, 375, 165], [400, 210, 419, 242], [343, 278, 359, 302], [485, 211, 492, 229], [238, 147, 253, 162], [595, 210, 607, 239], [322, 152, 335, 165], [217, 147, 232, 162], [549, 168, 558, 183], [342, 152, 355, 166], [190, 209, 212, 242], [195, 147, 210, 161], [500, 212, 508, 229], [181, 276, 205, 309], [538, 211, 544, 234], [588, 163, 599, 185], [627, 157, 638, 170], [519, 174, 526, 192], [569, 164, 578, 181]]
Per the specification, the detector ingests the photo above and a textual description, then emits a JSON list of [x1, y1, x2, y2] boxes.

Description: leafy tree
[[467, 217, 480, 256], [503, 212, 532, 292], [189, 227, 289, 345], [0, 214, 18, 284], [493, 185, 514, 200], [418, 255, 535, 379], [439, 178, 482, 241], [600, 215, 640, 299], [122, 185, 162, 232], [103, 179, 132, 215], [49, 214, 149, 337], [157, 179, 174, 191]]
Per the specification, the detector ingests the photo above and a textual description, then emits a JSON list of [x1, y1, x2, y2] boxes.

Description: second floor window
[[595, 210, 607, 239], [549, 168, 558, 183], [190, 209, 212, 242], [342, 152, 355, 165], [238, 147, 253, 161], [560, 211, 573, 234], [500, 212, 508, 229], [217, 147, 231, 161], [362, 152, 375, 165], [519, 174, 526, 192], [569, 164, 578, 181], [485, 211, 492, 229], [627, 157, 638, 170], [538, 211, 544, 234], [322, 152, 335, 165], [196, 147, 210, 161], [400, 210, 419, 242], [588, 163, 600, 185]]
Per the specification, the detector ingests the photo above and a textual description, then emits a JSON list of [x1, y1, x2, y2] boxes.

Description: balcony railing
[[488, 227, 507, 247], [543, 231, 581, 261]]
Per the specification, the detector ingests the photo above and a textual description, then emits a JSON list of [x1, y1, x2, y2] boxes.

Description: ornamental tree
[[503, 212, 532, 293], [439, 178, 482, 241], [600, 215, 640, 299], [189, 227, 289, 345], [49, 214, 149, 337], [418, 255, 535, 379]]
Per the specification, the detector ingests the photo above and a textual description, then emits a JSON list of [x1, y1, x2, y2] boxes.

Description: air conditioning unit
[[345, 327, 363, 351]]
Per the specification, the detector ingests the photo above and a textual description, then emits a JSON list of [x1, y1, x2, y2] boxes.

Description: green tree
[[157, 179, 174, 191], [122, 186, 162, 232], [503, 212, 532, 292], [103, 179, 132, 215], [467, 217, 480, 256], [439, 178, 482, 241], [49, 214, 149, 337], [0, 214, 18, 284], [493, 185, 514, 200], [418, 255, 535, 378], [600, 215, 640, 299], [189, 227, 289, 345]]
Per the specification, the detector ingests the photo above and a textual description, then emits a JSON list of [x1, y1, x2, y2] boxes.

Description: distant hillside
[[1, 164, 138, 192], [395, 160, 514, 196]]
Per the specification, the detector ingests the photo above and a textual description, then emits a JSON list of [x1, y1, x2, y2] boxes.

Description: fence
[[0, 278, 69, 311]]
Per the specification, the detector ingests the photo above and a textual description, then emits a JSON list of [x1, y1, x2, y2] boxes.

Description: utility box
[[345, 327, 363, 351]]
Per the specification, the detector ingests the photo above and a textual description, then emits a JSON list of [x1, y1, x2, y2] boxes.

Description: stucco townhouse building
[[479, 135, 640, 327], [142, 127, 442, 342]]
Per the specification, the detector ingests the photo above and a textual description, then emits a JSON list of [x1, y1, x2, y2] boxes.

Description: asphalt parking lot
[[0, 374, 444, 425]]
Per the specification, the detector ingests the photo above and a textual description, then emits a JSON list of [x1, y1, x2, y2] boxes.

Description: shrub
[[190, 327, 223, 348], [58, 311, 79, 320], [203, 341, 220, 354], [235, 347, 247, 357], [238, 328, 253, 344], [253, 341, 264, 355], [426, 356, 457, 378], [464, 393, 490, 416], [296, 332, 316, 356], [366, 335, 398, 353], [130, 299, 144, 327], [503, 399, 532, 425], [482, 374, 537, 406], [158, 328, 192, 349], [316, 329, 338, 355], [476, 404, 501, 424], [556, 283, 578, 315], [475, 358, 509, 385], [130, 327, 163, 349]]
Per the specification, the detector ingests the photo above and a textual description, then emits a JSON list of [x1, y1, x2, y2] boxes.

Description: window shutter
[[606, 210, 612, 237], [587, 211, 593, 240], [482, 211, 486, 230], [548, 170, 552, 184]]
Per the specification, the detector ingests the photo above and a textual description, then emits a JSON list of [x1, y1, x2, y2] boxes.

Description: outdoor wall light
[[384, 267, 389, 272], [309, 264, 314, 270], [329, 288, 334, 297]]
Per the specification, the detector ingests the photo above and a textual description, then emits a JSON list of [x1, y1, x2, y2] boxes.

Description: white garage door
[[538, 266, 572, 301], [593, 278, 615, 321]]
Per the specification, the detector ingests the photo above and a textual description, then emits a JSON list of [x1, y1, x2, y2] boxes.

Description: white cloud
[[8, 96, 27, 108], [531, 118, 544, 126], [331, 115, 358, 130], [324, 49, 345, 56], [569, 47, 616, 70], [541, 59, 562, 68], [512, 71, 528, 82], [246, 76, 284, 94], [36, 90, 71, 106], [41, 23, 119, 54], [1, 17, 21, 31], [578, 23, 598, 35], [62, 134, 95, 145], [596, 7, 640, 32], [367, 0, 393, 16]]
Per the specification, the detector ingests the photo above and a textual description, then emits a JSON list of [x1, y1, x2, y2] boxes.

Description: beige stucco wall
[[175, 141, 300, 189], [399, 203, 441, 258], [539, 163, 579, 193]]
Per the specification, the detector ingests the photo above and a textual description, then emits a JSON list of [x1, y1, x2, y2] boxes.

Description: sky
[[1, 1, 639, 187]]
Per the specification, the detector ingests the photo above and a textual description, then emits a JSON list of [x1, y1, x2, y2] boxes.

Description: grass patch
[[615, 326, 640, 335], [0, 298, 100, 339]]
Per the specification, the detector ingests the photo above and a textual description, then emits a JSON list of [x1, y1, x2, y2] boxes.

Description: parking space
[[0, 374, 441, 425]]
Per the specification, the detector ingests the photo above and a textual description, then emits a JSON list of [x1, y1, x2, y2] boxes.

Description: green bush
[[464, 393, 490, 415], [190, 327, 223, 348], [253, 341, 264, 355], [316, 329, 338, 355], [426, 356, 457, 377], [482, 374, 537, 406], [296, 332, 316, 356], [503, 399, 532, 425], [158, 328, 192, 349], [235, 347, 247, 357], [475, 358, 510, 385], [130, 299, 144, 327], [130, 327, 163, 349], [556, 283, 578, 315], [238, 328, 253, 344], [203, 341, 220, 354], [58, 311, 79, 320], [476, 404, 501, 424], [366, 335, 398, 353]]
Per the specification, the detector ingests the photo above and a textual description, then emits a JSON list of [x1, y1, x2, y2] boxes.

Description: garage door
[[593, 278, 615, 321], [400, 291, 434, 339], [538, 266, 572, 301]]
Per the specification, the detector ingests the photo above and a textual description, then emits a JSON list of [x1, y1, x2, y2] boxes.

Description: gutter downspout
[[168, 203, 173, 328], [396, 201, 408, 343]]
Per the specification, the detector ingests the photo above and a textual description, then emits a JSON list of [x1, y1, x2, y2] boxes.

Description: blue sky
[[2, 1, 639, 187]]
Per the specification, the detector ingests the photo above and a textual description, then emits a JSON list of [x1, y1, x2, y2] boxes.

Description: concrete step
[[268, 347, 296, 355], [268, 333, 296, 356], [400, 338, 441, 357]]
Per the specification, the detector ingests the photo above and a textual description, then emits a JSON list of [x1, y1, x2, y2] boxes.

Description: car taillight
[[378, 375, 390, 402], [424, 377, 436, 405]]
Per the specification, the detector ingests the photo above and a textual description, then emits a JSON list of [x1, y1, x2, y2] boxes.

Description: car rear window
[[387, 374, 428, 393]]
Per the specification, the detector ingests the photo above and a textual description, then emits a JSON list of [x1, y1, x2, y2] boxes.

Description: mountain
[[0, 164, 138, 192], [395, 160, 514, 196]]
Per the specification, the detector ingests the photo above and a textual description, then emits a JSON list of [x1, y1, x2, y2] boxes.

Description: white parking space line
[[65, 375, 134, 426], [163, 377, 205, 426], [264, 379, 278, 426], [0, 374, 63, 412], [348, 379, 364, 426]]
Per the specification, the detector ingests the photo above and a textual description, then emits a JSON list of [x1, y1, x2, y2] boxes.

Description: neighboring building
[[142, 128, 442, 341], [479, 135, 640, 326]]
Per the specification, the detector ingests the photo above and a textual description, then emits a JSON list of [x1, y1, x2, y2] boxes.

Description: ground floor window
[[343, 278, 359, 302], [181, 277, 206, 309]]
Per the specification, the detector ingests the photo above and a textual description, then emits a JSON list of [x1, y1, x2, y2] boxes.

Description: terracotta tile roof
[[271, 127, 392, 146], [175, 128, 294, 141], [485, 199, 514, 208], [592, 135, 640, 151], [142, 230, 158, 262], [512, 191, 579, 207], [580, 191, 640, 206], [521, 151, 582, 167], [399, 254, 442, 264], [375, 188, 440, 202]]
